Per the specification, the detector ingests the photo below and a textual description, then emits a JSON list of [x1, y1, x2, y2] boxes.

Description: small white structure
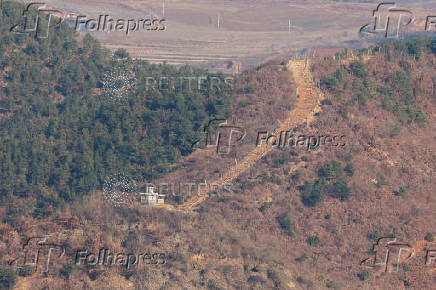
[[140, 186, 165, 205]]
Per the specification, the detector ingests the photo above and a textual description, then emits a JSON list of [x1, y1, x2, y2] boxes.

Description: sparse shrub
[[238, 101, 249, 108], [241, 181, 255, 191], [368, 248, 376, 254], [216, 197, 229, 203], [321, 99, 332, 105], [248, 275, 266, 284], [267, 269, 283, 286], [344, 163, 354, 177], [398, 274, 406, 282], [326, 279, 343, 289], [425, 232, 434, 242], [357, 92, 368, 106], [276, 213, 298, 237], [393, 103, 411, 125], [114, 48, 129, 58], [357, 269, 370, 280], [416, 110, 427, 127], [318, 161, 344, 180], [277, 213, 291, 231], [296, 276, 304, 284], [334, 93, 343, 101], [296, 276, 313, 287], [33, 200, 53, 219], [322, 76, 338, 90], [133, 268, 148, 285], [174, 195, 184, 204], [413, 207, 422, 216], [121, 269, 135, 280], [390, 125, 402, 137], [291, 170, 302, 180], [392, 70, 412, 102], [18, 265, 34, 277], [367, 229, 394, 241], [207, 279, 219, 289], [301, 179, 325, 207], [338, 104, 348, 119], [272, 151, 291, 168], [0, 266, 17, 289], [269, 174, 281, 185], [395, 187, 407, 198], [88, 270, 103, 281], [306, 235, 320, 246], [402, 263, 411, 272], [349, 61, 369, 79], [328, 178, 351, 201], [376, 174, 387, 187], [259, 202, 272, 213], [59, 263, 74, 279], [296, 253, 308, 262]]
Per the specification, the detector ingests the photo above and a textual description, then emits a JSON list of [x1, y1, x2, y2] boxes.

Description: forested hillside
[[0, 1, 233, 218], [0, 1, 435, 290], [317, 38, 436, 126]]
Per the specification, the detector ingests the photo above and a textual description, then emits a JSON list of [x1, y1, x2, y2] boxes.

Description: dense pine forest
[[0, 1, 233, 219]]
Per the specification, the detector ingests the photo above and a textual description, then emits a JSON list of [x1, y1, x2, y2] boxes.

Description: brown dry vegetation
[[1, 46, 435, 289]]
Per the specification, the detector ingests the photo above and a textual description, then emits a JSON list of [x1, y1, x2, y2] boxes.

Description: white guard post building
[[140, 185, 165, 205]]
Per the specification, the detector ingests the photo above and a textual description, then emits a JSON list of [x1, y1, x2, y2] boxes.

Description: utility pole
[[217, 12, 220, 29], [162, 0, 165, 17], [288, 18, 291, 33]]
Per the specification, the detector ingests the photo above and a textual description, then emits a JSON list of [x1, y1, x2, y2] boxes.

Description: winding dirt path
[[179, 58, 324, 210]]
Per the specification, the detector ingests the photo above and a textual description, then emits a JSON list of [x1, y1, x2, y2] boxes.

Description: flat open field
[[42, 0, 436, 70]]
